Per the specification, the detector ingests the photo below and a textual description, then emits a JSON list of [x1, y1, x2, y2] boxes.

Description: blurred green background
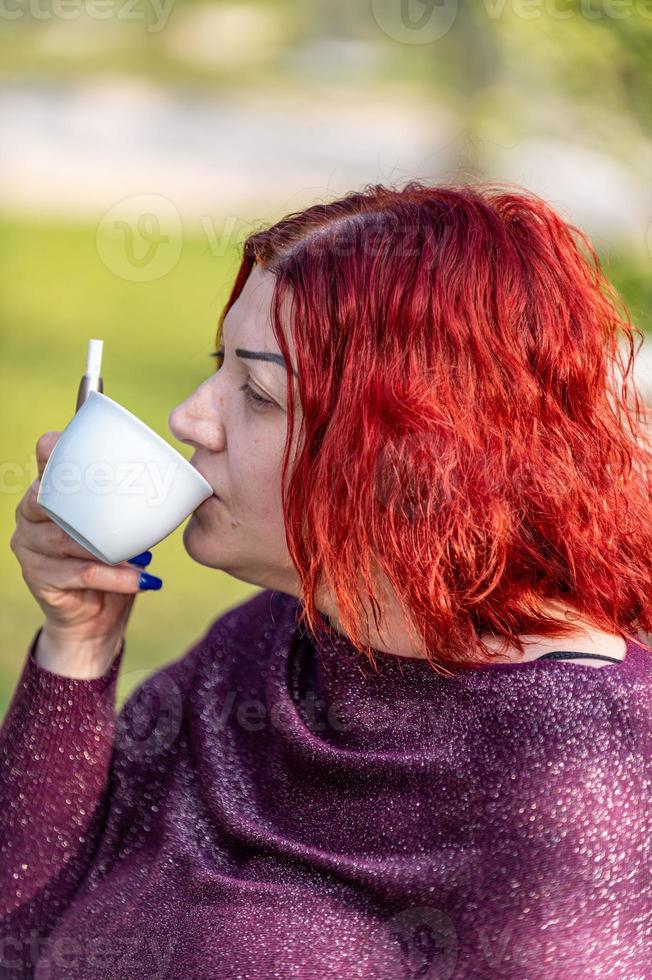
[[2, 0, 652, 717], [0, 214, 261, 715]]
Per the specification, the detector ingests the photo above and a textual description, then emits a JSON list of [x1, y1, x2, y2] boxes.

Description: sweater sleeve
[[0, 626, 124, 976]]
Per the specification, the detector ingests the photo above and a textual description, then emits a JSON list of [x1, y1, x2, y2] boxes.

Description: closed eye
[[240, 382, 272, 406], [209, 350, 273, 408]]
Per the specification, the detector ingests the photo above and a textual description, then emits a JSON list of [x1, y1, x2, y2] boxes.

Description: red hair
[[216, 180, 652, 674]]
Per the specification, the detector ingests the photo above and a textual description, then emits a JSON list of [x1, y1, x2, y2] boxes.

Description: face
[[168, 264, 303, 594]]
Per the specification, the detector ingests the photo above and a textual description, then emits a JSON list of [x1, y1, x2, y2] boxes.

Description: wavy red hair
[[215, 180, 652, 673]]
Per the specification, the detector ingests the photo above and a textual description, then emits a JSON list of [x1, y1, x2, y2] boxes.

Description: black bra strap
[[535, 650, 623, 663]]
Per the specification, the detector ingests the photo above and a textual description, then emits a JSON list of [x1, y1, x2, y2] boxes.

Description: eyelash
[[209, 350, 273, 407]]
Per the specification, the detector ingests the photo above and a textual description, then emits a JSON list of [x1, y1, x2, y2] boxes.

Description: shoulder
[[459, 637, 652, 756], [463, 648, 652, 828]]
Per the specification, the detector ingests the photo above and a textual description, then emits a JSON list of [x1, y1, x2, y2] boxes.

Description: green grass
[[0, 212, 260, 718]]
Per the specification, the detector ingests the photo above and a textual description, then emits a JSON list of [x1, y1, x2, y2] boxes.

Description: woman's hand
[[10, 432, 162, 678]]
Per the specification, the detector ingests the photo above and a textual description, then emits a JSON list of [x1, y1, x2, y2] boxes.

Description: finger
[[36, 431, 62, 481], [14, 513, 117, 563], [26, 552, 158, 595], [17, 485, 156, 565], [17, 520, 153, 569], [18, 430, 63, 523], [15, 510, 155, 569], [17, 480, 51, 524]]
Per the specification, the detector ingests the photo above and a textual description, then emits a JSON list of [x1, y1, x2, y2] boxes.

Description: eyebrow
[[216, 344, 298, 379]]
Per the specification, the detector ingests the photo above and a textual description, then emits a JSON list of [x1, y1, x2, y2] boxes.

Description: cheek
[[232, 440, 286, 522]]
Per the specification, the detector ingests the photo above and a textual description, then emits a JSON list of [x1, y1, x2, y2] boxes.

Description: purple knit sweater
[[1, 588, 651, 979]]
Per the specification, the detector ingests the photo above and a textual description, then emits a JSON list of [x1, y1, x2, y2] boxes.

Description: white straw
[[85, 339, 103, 378]]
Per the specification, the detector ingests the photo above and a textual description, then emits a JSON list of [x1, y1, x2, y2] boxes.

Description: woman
[[2, 180, 652, 978]]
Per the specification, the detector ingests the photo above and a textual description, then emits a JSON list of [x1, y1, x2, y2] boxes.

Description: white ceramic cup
[[36, 391, 213, 565]]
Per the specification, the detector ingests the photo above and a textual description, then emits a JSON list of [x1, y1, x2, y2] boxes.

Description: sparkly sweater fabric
[[1, 588, 651, 979]]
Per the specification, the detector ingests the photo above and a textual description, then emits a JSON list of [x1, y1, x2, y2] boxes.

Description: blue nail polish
[[128, 551, 153, 567], [138, 572, 163, 591]]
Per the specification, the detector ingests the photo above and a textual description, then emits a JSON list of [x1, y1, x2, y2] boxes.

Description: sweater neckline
[[277, 597, 652, 750], [293, 602, 650, 706]]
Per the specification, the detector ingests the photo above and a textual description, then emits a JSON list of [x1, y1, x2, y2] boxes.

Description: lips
[[190, 460, 218, 498]]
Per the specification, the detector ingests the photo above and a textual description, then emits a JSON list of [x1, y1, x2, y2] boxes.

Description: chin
[[181, 522, 245, 576], [182, 521, 221, 564]]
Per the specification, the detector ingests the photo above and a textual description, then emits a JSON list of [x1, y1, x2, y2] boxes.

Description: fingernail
[[128, 551, 153, 567], [138, 572, 163, 591]]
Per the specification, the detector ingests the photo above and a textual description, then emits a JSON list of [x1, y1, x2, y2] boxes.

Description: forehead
[[224, 268, 280, 341], [223, 265, 298, 372], [227, 266, 273, 331]]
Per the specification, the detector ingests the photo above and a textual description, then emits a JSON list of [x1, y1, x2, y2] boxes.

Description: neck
[[315, 592, 626, 663]]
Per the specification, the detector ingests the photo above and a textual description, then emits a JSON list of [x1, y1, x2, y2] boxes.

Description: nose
[[168, 380, 225, 453]]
